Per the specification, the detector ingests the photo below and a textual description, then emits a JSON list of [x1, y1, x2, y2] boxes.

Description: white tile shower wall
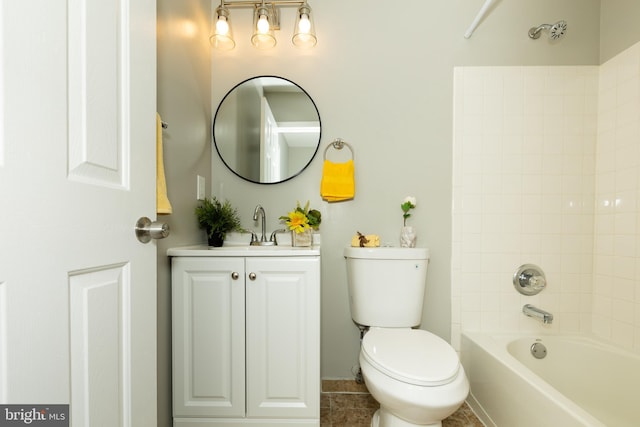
[[452, 66, 599, 350], [594, 42, 640, 352]]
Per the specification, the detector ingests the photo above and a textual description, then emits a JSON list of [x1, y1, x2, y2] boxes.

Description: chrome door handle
[[231, 272, 239, 280], [248, 272, 256, 281], [135, 217, 170, 243]]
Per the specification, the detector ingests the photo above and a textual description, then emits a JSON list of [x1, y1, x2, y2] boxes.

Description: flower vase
[[400, 226, 416, 248], [292, 229, 312, 247]]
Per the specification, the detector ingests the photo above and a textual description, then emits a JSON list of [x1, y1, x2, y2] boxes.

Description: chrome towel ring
[[323, 138, 354, 161]]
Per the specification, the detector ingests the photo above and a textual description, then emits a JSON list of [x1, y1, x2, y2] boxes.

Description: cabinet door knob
[[248, 272, 256, 281], [231, 272, 239, 280]]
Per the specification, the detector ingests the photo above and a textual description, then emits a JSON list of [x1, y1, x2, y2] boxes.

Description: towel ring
[[323, 138, 354, 161]]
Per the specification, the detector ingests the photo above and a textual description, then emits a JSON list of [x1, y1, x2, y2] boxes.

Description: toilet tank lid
[[344, 246, 429, 260], [361, 328, 460, 386]]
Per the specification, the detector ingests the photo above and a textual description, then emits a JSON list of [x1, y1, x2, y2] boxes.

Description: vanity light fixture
[[210, 0, 317, 50], [292, 2, 316, 48], [251, 0, 277, 49], [210, 3, 235, 50]]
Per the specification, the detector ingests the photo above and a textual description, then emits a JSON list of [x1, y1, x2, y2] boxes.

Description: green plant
[[195, 196, 242, 243], [279, 200, 321, 233], [401, 196, 416, 226]]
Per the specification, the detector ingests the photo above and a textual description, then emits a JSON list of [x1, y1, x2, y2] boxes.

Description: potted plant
[[195, 196, 242, 247], [279, 201, 321, 247]]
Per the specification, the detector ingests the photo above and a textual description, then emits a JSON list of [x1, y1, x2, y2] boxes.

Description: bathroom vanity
[[168, 245, 320, 426]]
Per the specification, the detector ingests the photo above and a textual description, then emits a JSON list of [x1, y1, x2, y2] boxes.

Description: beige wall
[[600, 0, 640, 62], [208, 0, 600, 379], [156, 1, 212, 426]]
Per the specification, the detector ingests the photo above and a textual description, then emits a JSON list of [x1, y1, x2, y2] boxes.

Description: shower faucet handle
[[526, 274, 546, 291], [513, 264, 546, 296]]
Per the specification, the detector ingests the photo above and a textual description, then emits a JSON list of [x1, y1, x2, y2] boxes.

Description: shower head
[[528, 20, 567, 40]]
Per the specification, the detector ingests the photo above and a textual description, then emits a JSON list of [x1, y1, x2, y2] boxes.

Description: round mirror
[[213, 76, 321, 184]]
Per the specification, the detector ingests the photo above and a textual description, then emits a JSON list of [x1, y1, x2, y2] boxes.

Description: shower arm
[[528, 24, 552, 39]]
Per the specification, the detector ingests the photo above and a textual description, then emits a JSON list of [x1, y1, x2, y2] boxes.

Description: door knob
[[248, 272, 256, 281], [135, 217, 170, 243]]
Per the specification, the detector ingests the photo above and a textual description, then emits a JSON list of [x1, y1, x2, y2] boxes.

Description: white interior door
[[260, 96, 281, 182], [0, 0, 158, 425]]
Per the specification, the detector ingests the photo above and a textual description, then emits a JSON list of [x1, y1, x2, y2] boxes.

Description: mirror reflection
[[213, 76, 321, 184]]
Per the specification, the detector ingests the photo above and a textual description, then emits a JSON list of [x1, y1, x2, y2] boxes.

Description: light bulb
[[216, 16, 229, 35], [297, 13, 311, 34], [257, 14, 270, 33]]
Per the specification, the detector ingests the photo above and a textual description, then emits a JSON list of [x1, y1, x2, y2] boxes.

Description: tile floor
[[320, 380, 484, 427]]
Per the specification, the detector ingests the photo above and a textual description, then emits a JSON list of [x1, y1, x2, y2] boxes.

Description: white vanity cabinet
[[170, 248, 320, 427]]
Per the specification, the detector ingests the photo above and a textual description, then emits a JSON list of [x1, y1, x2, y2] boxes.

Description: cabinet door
[[245, 257, 320, 419], [172, 257, 245, 417]]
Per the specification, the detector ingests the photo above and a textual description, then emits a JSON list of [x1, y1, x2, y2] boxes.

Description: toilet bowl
[[360, 328, 469, 427]]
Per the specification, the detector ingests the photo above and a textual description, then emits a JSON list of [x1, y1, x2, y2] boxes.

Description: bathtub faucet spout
[[523, 304, 553, 324]]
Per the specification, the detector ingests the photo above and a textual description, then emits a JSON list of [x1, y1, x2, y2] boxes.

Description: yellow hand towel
[[156, 113, 173, 214], [351, 233, 380, 248], [320, 159, 355, 202]]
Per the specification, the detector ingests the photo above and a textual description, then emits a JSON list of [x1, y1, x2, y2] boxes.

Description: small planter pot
[[291, 229, 312, 247], [208, 232, 224, 247]]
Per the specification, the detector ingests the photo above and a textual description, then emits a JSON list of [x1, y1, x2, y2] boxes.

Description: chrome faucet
[[523, 304, 553, 324], [253, 204, 267, 243]]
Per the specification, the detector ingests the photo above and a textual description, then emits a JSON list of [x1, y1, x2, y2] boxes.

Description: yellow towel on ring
[[156, 113, 173, 214], [320, 159, 355, 202]]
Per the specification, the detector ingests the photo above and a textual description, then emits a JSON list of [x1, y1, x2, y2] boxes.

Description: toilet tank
[[344, 247, 429, 328]]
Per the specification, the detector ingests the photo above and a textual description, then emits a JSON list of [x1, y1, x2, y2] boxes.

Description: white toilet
[[344, 247, 469, 427]]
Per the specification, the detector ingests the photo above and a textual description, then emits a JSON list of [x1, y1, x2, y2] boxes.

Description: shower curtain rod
[[464, 0, 495, 39]]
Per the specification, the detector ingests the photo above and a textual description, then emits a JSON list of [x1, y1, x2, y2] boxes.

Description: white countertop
[[167, 244, 321, 257]]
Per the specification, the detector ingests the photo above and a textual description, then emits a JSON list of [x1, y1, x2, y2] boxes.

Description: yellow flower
[[279, 200, 321, 233], [286, 211, 310, 233]]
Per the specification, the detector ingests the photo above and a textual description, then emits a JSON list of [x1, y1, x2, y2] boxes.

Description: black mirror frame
[[213, 75, 322, 185]]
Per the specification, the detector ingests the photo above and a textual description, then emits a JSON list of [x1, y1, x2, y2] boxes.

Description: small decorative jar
[[400, 226, 417, 248], [292, 229, 312, 247]]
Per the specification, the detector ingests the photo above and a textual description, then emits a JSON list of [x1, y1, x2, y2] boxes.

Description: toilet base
[[371, 408, 442, 427]]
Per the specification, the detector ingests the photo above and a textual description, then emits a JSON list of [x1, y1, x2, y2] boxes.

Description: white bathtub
[[461, 332, 640, 427]]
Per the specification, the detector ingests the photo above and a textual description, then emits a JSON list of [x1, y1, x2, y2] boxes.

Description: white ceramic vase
[[400, 226, 417, 248]]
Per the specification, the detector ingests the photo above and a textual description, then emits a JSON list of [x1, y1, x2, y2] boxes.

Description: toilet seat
[[361, 328, 460, 387]]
